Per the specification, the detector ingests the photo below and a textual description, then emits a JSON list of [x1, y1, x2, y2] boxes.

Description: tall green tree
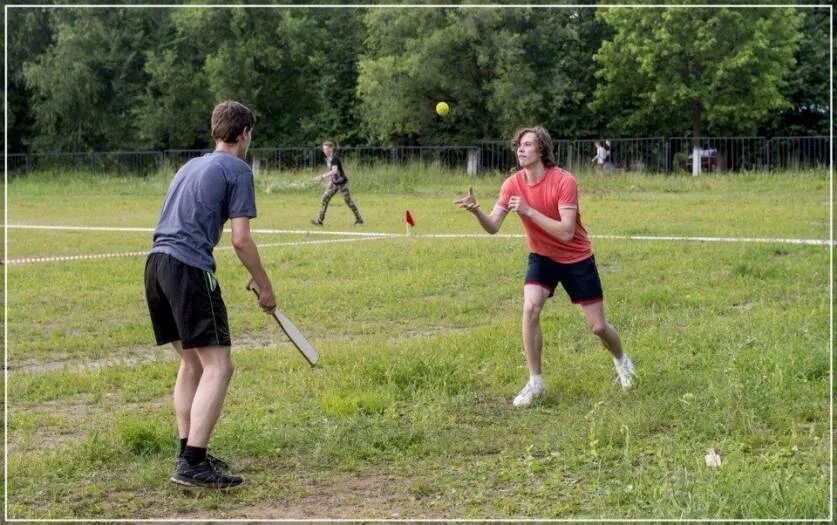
[[23, 8, 169, 152], [592, 5, 803, 149], [292, 8, 366, 145], [136, 7, 364, 149], [758, 6, 830, 136], [6, 7, 54, 153], [133, 8, 209, 150], [357, 7, 606, 145], [358, 8, 483, 145]]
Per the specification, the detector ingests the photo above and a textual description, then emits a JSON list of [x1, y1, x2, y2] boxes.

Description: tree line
[[5, 4, 830, 154]]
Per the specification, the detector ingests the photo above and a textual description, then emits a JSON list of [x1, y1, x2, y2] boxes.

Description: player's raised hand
[[455, 186, 480, 212]]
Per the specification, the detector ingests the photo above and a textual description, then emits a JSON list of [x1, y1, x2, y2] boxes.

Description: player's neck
[[215, 140, 245, 159], [523, 163, 546, 183]]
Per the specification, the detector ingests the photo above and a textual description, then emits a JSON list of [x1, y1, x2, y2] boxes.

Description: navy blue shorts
[[144, 252, 231, 349], [524, 253, 604, 304]]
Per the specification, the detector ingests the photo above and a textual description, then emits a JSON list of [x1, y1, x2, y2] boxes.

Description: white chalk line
[[7, 224, 396, 238], [3, 224, 832, 266], [591, 234, 831, 247], [2, 235, 390, 266]]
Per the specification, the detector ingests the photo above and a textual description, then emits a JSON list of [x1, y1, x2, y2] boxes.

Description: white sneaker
[[512, 380, 545, 407], [614, 355, 636, 389]]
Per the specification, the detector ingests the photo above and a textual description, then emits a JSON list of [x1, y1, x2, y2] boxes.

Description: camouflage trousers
[[317, 182, 363, 222]]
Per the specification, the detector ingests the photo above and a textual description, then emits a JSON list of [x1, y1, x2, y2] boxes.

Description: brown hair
[[322, 140, 335, 149], [211, 101, 255, 143], [511, 126, 556, 168]]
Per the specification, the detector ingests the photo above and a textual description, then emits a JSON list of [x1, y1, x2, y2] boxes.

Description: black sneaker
[[311, 218, 323, 226], [175, 453, 229, 472], [354, 218, 364, 225], [207, 452, 229, 471], [171, 458, 244, 489]]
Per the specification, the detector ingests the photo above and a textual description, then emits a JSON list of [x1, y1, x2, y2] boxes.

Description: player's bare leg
[[172, 341, 202, 440], [580, 301, 622, 358], [580, 301, 635, 388], [522, 284, 550, 375], [514, 284, 550, 407], [187, 345, 234, 447], [170, 344, 242, 489]]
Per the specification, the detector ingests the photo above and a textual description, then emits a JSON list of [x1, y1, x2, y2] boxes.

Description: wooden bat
[[247, 279, 319, 366]]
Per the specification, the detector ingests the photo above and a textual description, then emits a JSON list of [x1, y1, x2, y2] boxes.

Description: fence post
[[467, 148, 480, 175], [567, 141, 575, 172], [765, 139, 771, 171]]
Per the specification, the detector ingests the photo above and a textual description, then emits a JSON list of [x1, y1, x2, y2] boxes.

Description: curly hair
[[510, 127, 556, 168]]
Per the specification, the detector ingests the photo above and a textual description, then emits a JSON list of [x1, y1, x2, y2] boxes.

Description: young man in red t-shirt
[[455, 127, 635, 407]]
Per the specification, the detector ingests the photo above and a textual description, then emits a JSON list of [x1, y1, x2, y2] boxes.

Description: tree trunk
[[691, 100, 702, 176]]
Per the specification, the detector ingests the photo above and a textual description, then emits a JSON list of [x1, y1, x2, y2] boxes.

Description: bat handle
[[247, 279, 278, 314], [247, 279, 261, 296]]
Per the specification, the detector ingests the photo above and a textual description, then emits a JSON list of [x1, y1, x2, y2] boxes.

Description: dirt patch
[[230, 472, 413, 520], [8, 325, 483, 376], [7, 347, 172, 375]]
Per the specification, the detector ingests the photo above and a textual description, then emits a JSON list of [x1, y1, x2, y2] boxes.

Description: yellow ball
[[435, 101, 449, 117]]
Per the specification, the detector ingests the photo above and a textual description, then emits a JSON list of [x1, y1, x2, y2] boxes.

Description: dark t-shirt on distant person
[[328, 155, 348, 185]]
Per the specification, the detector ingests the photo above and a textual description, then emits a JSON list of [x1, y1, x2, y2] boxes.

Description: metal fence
[[6, 136, 830, 177]]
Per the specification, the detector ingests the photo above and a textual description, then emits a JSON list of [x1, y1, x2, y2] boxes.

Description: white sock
[[529, 374, 543, 387]]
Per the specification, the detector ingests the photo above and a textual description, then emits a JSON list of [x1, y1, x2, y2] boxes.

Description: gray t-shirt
[[150, 151, 257, 272]]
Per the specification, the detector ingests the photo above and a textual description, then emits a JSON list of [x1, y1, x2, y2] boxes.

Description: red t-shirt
[[496, 166, 593, 263]]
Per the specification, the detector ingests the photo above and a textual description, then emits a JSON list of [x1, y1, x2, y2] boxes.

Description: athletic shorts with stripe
[[144, 252, 231, 349], [524, 252, 604, 305]]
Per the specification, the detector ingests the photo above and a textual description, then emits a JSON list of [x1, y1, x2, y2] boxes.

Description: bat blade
[[271, 310, 319, 366], [247, 279, 319, 366]]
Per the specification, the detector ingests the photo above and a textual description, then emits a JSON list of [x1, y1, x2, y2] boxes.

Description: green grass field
[[4, 166, 832, 519]]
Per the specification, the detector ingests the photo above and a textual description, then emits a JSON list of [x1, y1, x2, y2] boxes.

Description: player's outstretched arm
[[454, 186, 506, 234], [313, 165, 337, 181], [230, 216, 276, 312]]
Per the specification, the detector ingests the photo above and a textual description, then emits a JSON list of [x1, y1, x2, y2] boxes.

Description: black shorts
[[524, 253, 604, 304], [144, 252, 231, 349]]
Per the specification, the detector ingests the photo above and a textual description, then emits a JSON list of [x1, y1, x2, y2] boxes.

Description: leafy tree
[[592, 5, 803, 146], [357, 7, 607, 145], [758, 6, 830, 136], [292, 8, 366, 145], [6, 7, 54, 153], [358, 8, 480, 145], [138, 7, 364, 149], [23, 8, 169, 152], [133, 9, 210, 150]]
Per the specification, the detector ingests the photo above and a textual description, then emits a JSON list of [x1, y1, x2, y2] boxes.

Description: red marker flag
[[405, 210, 415, 236]]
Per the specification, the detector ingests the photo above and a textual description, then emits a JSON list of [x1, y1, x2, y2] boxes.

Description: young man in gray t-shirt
[[145, 101, 275, 489]]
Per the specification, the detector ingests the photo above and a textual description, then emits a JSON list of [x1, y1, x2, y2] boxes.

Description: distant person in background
[[145, 100, 276, 489], [455, 126, 635, 408], [603, 139, 614, 175], [311, 141, 364, 226], [592, 141, 607, 173]]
